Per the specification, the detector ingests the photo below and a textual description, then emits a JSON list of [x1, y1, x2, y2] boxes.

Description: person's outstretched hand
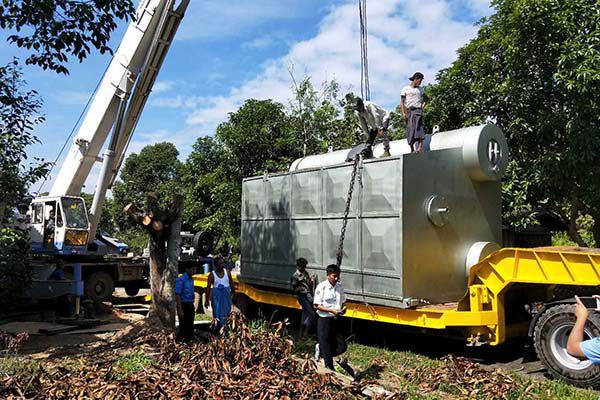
[[575, 295, 589, 321]]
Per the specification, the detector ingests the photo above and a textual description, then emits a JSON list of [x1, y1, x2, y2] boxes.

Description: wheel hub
[[95, 281, 106, 295], [550, 324, 593, 371]]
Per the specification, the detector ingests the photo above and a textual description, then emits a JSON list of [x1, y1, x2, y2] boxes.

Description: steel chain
[[336, 154, 362, 268]]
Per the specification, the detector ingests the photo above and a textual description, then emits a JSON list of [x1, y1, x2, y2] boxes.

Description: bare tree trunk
[[0, 201, 6, 224], [126, 193, 184, 329], [148, 231, 175, 328], [567, 197, 589, 247]]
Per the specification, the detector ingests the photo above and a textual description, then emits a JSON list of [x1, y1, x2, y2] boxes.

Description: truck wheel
[[124, 284, 140, 297], [193, 231, 213, 257], [534, 304, 600, 387], [233, 293, 256, 320], [85, 271, 115, 302]]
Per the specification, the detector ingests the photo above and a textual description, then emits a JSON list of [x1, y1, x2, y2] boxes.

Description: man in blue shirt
[[567, 296, 600, 363], [175, 264, 196, 341]]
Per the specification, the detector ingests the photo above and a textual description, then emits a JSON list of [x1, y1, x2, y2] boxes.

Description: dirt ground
[[2, 292, 598, 399], [1, 288, 149, 358]]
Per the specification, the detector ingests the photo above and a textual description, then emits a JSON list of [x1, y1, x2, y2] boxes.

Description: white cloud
[[243, 35, 277, 49], [125, 128, 196, 158], [150, 95, 201, 109], [184, 0, 492, 136], [152, 80, 175, 94]]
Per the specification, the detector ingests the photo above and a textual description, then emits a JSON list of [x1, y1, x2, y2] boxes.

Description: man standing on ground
[[205, 255, 234, 330], [313, 264, 347, 370], [175, 264, 196, 341], [401, 72, 428, 153], [354, 97, 391, 157], [290, 257, 317, 339]]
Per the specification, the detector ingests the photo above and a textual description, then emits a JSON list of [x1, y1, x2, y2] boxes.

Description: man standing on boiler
[[401, 72, 428, 153]]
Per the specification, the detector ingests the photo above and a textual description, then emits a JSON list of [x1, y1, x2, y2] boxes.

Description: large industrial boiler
[[240, 124, 509, 308]]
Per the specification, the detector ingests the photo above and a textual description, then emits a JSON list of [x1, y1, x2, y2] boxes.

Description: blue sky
[[1, 0, 492, 194]]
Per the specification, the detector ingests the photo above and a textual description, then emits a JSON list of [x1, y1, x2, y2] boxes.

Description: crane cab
[[30, 196, 89, 255]]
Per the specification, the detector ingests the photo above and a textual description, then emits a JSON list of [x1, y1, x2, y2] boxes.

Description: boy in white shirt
[[313, 264, 347, 370], [401, 72, 428, 153]]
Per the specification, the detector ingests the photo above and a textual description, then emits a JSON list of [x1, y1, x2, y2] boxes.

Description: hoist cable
[[358, 0, 370, 101]]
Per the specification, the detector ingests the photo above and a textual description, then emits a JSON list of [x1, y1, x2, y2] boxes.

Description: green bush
[[0, 227, 31, 307]]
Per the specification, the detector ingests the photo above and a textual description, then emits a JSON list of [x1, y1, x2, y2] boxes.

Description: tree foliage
[[0, 59, 49, 222], [0, 0, 135, 74], [426, 0, 600, 246], [110, 142, 182, 251], [0, 227, 31, 306]]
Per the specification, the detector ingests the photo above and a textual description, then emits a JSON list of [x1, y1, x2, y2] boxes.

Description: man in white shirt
[[353, 97, 391, 158], [313, 263, 346, 370], [12, 203, 31, 232], [401, 72, 428, 153]]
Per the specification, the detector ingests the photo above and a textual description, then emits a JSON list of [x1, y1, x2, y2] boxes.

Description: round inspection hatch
[[425, 195, 450, 227]]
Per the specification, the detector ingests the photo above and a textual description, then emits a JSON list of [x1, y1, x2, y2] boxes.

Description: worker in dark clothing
[[175, 264, 196, 341], [313, 264, 347, 370], [45, 208, 56, 248], [401, 72, 428, 153], [290, 257, 317, 339], [354, 97, 391, 157]]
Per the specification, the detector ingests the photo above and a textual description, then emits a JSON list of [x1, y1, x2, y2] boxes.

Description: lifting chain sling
[[336, 153, 363, 268]]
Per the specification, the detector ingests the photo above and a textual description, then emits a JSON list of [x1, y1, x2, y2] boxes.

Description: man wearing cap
[[353, 97, 391, 158], [401, 72, 428, 153]]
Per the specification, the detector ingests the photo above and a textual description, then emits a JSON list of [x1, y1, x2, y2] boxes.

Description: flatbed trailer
[[194, 246, 600, 388]]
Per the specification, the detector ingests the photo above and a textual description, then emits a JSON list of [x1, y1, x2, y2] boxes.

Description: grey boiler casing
[[240, 124, 507, 307]]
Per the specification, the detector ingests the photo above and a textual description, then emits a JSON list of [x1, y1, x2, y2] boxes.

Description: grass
[[194, 313, 212, 321], [113, 350, 155, 379], [291, 334, 599, 400], [0, 356, 42, 376]]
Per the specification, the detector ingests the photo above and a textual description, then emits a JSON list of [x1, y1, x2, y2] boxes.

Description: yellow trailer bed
[[194, 247, 600, 346]]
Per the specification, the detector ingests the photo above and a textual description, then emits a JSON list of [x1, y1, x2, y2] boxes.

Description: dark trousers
[[297, 293, 316, 329], [178, 302, 195, 341], [317, 316, 338, 369], [366, 128, 390, 151]]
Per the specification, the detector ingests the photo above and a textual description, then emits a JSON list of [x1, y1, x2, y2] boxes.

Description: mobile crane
[[28, 0, 190, 301]]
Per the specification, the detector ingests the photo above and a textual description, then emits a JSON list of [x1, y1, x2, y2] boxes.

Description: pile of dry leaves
[[399, 355, 526, 399], [0, 331, 29, 355], [1, 313, 390, 399]]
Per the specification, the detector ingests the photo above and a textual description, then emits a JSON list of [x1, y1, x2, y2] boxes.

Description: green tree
[[80, 193, 115, 234], [0, 228, 31, 307], [0, 59, 49, 222], [110, 142, 182, 252], [1, 0, 135, 74], [426, 0, 600, 246], [181, 137, 224, 232]]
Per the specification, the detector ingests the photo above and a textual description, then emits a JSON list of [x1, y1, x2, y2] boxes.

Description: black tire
[[193, 231, 213, 257], [534, 304, 600, 388], [124, 284, 140, 297], [85, 271, 115, 302], [233, 293, 256, 320]]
